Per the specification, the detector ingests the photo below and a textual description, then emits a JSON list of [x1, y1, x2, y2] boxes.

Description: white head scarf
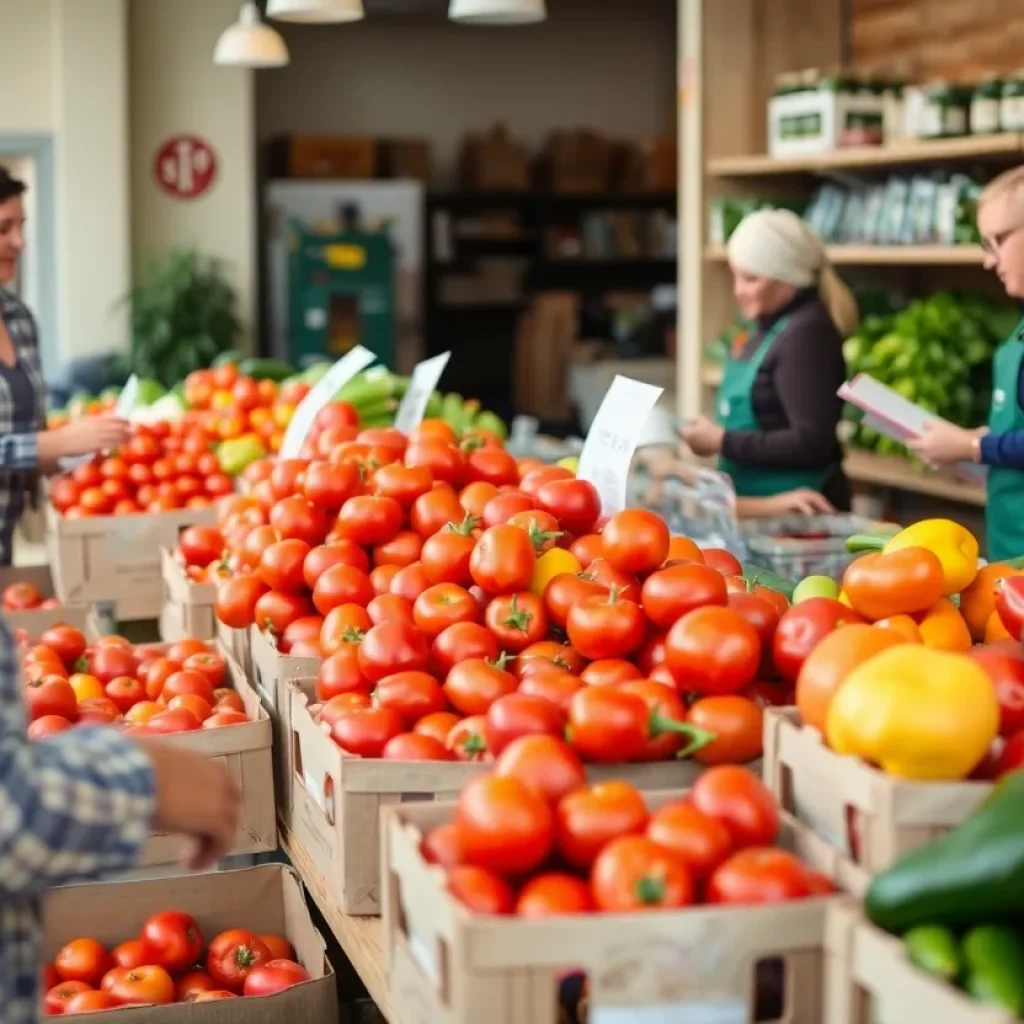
[[727, 208, 826, 288]]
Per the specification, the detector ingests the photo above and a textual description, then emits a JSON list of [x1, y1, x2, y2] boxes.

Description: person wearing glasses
[[910, 166, 1024, 560], [0, 168, 130, 564]]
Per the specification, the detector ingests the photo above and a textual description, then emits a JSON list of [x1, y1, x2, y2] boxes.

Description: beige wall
[[257, 0, 677, 182], [0, 1, 54, 134], [129, 0, 257, 351]]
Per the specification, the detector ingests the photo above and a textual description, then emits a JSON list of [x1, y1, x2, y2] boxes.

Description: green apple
[[792, 574, 839, 604]]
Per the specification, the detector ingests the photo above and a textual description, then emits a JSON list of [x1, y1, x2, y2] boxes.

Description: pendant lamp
[[449, 0, 546, 24], [267, 0, 364, 23], [214, 2, 290, 68]]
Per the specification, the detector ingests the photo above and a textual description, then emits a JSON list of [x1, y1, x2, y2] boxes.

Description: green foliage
[[125, 250, 241, 386]]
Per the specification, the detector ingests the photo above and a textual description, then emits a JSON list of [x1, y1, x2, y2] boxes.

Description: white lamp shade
[[215, 3, 290, 68], [449, 0, 546, 24], [267, 0, 365, 23]]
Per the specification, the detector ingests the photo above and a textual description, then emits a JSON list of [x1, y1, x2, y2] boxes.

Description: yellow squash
[[826, 645, 998, 781], [882, 519, 978, 595]]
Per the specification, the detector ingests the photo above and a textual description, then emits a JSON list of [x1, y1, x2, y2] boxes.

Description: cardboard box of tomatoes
[[0, 564, 99, 636], [40, 863, 337, 1021], [46, 501, 219, 621], [763, 708, 990, 890], [288, 674, 729, 918], [381, 786, 842, 1024], [160, 547, 217, 643], [823, 901, 1008, 1024]]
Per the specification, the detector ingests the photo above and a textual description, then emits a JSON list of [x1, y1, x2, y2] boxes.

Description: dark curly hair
[[0, 167, 26, 206]]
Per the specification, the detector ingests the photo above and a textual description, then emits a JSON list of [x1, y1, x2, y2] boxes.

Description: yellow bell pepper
[[883, 519, 978, 595], [826, 646, 998, 781]]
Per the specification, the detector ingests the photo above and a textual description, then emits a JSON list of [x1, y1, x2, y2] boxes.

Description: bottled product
[[971, 77, 1003, 134], [1001, 73, 1024, 132], [922, 82, 969, 138]]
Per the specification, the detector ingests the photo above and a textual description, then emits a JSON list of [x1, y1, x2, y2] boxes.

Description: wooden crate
[[218, 620, 253, 682], [289, 678, 730, 918], [268, 134, 378, 180], [45, 502, 217, 621], [824, 901, 1013, 1024], [136, 650, 276, 867], [382, 796, 840, 1024], [159, 547, 216, 641], [763, 708, 990, 890], [0, 564, 97, 637]]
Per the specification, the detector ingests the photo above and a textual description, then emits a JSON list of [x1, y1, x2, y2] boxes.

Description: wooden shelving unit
[[704, 244, 986, 265], [843, 450, 986, 507]]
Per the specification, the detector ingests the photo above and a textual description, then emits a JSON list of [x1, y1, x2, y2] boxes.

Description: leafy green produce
[[904, 925, 961, 982]]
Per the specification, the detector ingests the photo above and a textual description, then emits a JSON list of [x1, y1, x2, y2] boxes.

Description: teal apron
[[986, 317, 1024, 561], [716, 316, 830, 497]]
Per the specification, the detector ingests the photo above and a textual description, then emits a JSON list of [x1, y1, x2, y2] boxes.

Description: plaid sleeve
[[0, 431, 38, 470], [0, 623, 156, 895]]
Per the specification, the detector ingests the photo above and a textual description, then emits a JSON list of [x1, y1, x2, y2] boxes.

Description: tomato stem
[[447, 514, 481, 537], [648, 710, 716, 759], [635, 874, 667, 906], [526, 520, 563, 553], [500, 594, 533, 633]]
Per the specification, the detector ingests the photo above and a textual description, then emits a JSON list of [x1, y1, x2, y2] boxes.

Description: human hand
[[765, 488, 835, 516], [679, 415, 725, 457], [51, 416, 132, 458], [907, 422, 977, 467], [135, 739, 242, 871]]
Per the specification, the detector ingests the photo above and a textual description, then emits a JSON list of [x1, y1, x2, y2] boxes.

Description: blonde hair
[[980, 165, 1024, 208], [728, 208, 860, 337]]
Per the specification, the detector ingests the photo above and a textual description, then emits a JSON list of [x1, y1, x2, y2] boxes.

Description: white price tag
[[394, 352, 451, 434], [592, 1001, 745, 1024], [577, 375, 664, 514], [115, 374, 140, 418], [278, 346, 376, 459]]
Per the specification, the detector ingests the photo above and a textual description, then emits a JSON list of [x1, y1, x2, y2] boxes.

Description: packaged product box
[[41, 864, 337, 1022]]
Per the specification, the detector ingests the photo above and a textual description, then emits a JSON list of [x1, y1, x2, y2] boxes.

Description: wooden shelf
[[843, 449, 986, 506], [281, 828, 395, 1024], [704, 244, 985, 265], [707, 133, 1023, 177]]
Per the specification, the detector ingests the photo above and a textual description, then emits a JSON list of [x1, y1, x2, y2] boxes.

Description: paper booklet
[[838, 373, 987, 485]]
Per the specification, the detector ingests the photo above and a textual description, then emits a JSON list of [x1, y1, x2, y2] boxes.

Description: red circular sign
[[153, 135, 218, 200]]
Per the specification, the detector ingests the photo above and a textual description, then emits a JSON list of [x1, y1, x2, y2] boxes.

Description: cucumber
[[238, 358, 295, 382], [962, 926, 1024, 1014], [904, 925, 961, 982], [213, 349, 244, 368]]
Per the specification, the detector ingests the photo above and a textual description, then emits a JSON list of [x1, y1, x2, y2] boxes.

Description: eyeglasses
[[981, 223, 1024, 256]]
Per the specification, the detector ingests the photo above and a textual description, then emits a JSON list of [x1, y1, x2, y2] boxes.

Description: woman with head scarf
[[680, 208, 860, 515]]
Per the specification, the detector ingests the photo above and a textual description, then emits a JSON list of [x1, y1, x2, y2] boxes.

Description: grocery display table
[[281, 827, 395, 1024]]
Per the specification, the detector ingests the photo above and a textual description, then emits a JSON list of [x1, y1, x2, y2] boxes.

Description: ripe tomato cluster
[[423, 746, 834, 915], [183, 364, 312, 455], [49, 422, 233, 519], [21, 631, 250, 740], [42, 910, 308, 1014], [191, 418, 801, 768], [1, 580, 61, 612]]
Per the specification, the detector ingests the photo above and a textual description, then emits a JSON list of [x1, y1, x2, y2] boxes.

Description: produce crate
[[158, 546, 216, 642], [136, 650, 276, 867], [824, 901, 1012, 1024], [251, 625, 321, 822], [382, 796, 840, 1024], [45, 502, 218, 621], [289, 679, 721, 917], [218, 620, 253, 682], [41, 864, 337, 1023], [763, 708, 990, 891], [0, 564, 97, 636]]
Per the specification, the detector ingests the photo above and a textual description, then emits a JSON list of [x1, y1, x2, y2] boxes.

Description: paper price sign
[[278, 346, 376, 459], [577, 376, 664, 514], [394, 351, 451, 434], [115, 374, 140, 418]]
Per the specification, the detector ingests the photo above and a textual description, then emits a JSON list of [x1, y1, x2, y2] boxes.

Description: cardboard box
[[382, 795, 840, 1024], [768, 90, 885, 158], [763, 708, 990, 891], [46, 503, 218, 621], [159, 547, 217, 642], [289, 678, 720, 917], [824, 901, 1010, 1024], [250, 626, 321, 823], [41, 864, 337, 1023], [268, 134, 378, 179], [137, 652, 276, 866], [0, 563, 98, 637]]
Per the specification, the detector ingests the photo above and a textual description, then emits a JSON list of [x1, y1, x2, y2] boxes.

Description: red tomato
[[160, 668, 215, 705], [24, 676, 77, 722], [618, 678, 691, 761], [258, 538, 311, 593], [518, 669, 584, 710], [389, 562, 432, 603], [495, 734, 586, 805], [534, 478, 601, 535], [555, 780, 649, 869], [206, 929, 272, 993], [302, 460, 362, 511], [996, 730, 1024, 778], [413, 710, 461, 745], [592, 835, 695, 911], [28, 714, 74, 740], [703, 548, 743, 575], [465, 447, 519, 488], [515, 640, 586, 679], [601, 508, 670, 577], [484, 692, 566, 756], [336, 495, 404, 547], [970, 642, 1024, 737], [455, 774, 555, 876], [111, 939, 147, 970], [689, 765, 780, 848], [665, 606, 761, 696], [727, 591, 782, 650], [373, 463, 433, 508], [543, 572, 605, 629], [421, 821, 467, 869], [175, 969, 220, 1002], [484, 592, 548, 652], [357, 621, 430, 683], [420, 521, 478, 587], [706, 848, 812, 905], [516, 872, 594, 917], [1, 581, 42, 610], [446, 715, 490, 761], [566, 590, 646, 660], [45, 981, 93, 1015], [330, 705, 404, 757], [303, 540, 370, 588], [89, 644, 138, 685], [444, 656, 517, 716], [254, 590, 316, 635], [105, 675, 145, 713], [373, 529, 423, 568], [772, 598, 864, 683], [381, 732, 453, 761], [102, 965, 175, 1005], [55, 937, 112, 986], [373, 671, 446, 727], [215, 575, 269, 629], [580, 658, 643, 688], [312, 564, 374, 615], [242, 960, 310, 997], [413, 583, 480, 639], [447, 865, 515, 914], [687, 695, 764, 765], [65, 990, 120, 1012], [482, 490, 535, 529], [646, 799, 733, 879], [404, 440, 466, 489], [270, 495, 329, 547], [183, 651, 228, 689], [317, 647, 369, 701], [430, 621, 499, 678], [366, 593, 414, 628], [409, 486, 464, 539], [470, 524, 536, 595], [641, 563, 728, 628]]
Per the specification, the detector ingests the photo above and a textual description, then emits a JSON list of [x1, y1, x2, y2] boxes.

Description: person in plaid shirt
[[0, 168, 132, 565]]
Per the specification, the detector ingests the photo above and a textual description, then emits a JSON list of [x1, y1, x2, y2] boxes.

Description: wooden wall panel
[[850, 0, 1024, 81]]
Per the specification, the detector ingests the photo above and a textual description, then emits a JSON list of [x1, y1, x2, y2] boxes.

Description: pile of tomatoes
[[43, 909, 309, 1013], [421, 744, 834, 915], [21, 631, 250, 740], [183, 364, 312, 457], [1, 580, 61, 612], [49, 422, 234, 519], [186, 417, 807, 769]]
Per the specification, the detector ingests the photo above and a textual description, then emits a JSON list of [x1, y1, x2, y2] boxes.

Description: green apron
[[986, 317, 1024, 561], [716, 316, 830, 497]]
